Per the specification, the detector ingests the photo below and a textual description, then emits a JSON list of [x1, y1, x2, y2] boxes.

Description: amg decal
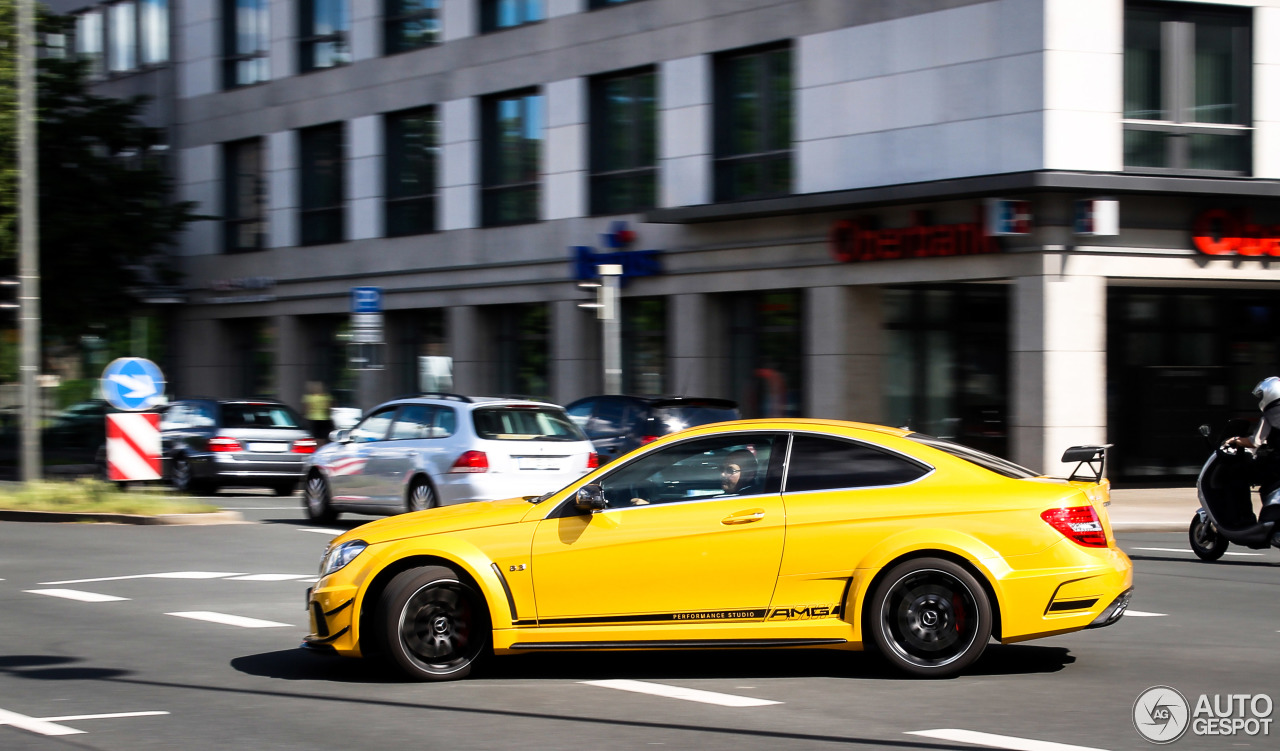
[[767, 605, 842, 620]]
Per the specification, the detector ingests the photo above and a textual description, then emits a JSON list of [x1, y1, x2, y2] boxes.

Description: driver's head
[[721, 449, 758, 493]]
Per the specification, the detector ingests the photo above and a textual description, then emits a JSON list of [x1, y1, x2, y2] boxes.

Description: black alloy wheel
[[407, 478, 436, 513], [303, 473, 337, 523], [1188, 514, 1228, 562], [380, 566, 490, 681], [869, 557, 993, 678]]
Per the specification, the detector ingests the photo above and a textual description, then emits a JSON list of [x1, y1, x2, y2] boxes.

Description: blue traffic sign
[[101, 357, 166, 411], [351, 287, 383, 314]]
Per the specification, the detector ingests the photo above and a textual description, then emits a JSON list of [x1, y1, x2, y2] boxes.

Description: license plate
[[518, 457, 561, 471], [248, 442, 287, 453]]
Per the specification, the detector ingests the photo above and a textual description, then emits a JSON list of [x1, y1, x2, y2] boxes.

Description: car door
[[384, 404, 437, 501], [327, 407, 396, 504], [530, 432, 786, 621]]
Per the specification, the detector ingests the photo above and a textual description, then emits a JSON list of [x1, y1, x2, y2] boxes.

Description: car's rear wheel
[[303, 473, 337, 523], [1188, 514, 1228, 561], [379, 566, 490, 681], [407, 478, 436, 513], [868, 557, 992, 678], [171, 456, 209, 495]]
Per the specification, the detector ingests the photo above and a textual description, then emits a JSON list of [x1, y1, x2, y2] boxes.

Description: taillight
[[292, 438, 317, 454], [639, 435, 660, 445], [586, 452, 599, 469], [1041, 506, 1107, 547], [208, 436, 243, 453], [449, 450, 489, 473]]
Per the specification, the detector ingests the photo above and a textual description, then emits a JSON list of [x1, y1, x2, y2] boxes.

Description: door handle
[[721, 510, 766, 525]]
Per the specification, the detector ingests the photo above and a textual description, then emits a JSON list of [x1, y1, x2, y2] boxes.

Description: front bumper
[[194, 452, 308, 484], [303, 582, 361, 656]]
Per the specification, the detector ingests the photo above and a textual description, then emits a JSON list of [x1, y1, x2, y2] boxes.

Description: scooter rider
[[1223, 376, 1280, 545]]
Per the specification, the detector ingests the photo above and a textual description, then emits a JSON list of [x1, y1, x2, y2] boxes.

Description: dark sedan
[[162, 399, 315, 495], [565, 395, 740, 465]]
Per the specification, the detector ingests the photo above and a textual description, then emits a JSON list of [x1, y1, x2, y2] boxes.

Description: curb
[[0, 509, 247, 526]]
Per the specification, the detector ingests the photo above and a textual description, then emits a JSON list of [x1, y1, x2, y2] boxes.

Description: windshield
[[905, 433, 1039, 479], [472, 407, 588, 442], [220, 403, 303, 429]]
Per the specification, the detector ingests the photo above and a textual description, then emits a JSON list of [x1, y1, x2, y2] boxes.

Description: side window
[[350, 407, 396, 443], [160, 404, 189, 430], [784, 435, 929, 493], [566, 400, 593, 430], [390, 404, 435, 440], [190, 403, 217, 427], [434, 407, 457, 437], [594, 398, 625, 432], [594, 434, 781, 509]]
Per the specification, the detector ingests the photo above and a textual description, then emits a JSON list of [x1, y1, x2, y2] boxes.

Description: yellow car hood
[[334, 496, 539, 546]]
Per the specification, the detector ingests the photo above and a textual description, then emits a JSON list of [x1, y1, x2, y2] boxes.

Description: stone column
[[804, 286, 884, 423], [267, 130, 299, 249], [1011, 273, 1107, 474], [442, 0, 476, 43], [274, 315, 307, 412], [448, 306, 489, 395], [349, 114, 384, 241], [551, 299, 600, 405], [669, 293, 724, 397], [175, 316, 232, 398], [544, 78, 587, 221], [441, 98, 479, 231], [659, 55, 711, 208]]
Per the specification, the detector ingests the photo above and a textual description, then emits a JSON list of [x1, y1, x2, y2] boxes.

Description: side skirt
[[510, 638, 848, 650]]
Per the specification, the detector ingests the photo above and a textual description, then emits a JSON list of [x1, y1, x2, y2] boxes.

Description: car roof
[[376, 394, 564, 410], [569, 394, 739, 409]]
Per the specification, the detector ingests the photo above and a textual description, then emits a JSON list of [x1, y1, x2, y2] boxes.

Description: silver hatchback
[[301, 395, 597, 522]]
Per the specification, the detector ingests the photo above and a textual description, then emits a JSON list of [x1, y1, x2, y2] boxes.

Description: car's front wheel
[[378, 566, 490, 681], [407, 478, 436, 513], [303, 473, 337, 523], [868, 557, 993, 678]]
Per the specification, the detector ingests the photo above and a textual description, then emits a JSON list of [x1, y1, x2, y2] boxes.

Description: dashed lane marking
[[1123, 610, 1167, 617], [907, 729, 1110, 751], [165, 611, 291, 628], [1131, 547, 1263, 557], [25, 589, 128, 603], [0, 707, 169, 737], [298, 528, 344, 535], [42, 572, 243, 585], [218, 507, 298, 510], [225, 574, 315, 582], [581, 680, 781, 707]]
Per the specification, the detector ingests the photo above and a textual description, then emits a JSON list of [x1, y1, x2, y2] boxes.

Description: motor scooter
[[1188, 423, 1280, 561]]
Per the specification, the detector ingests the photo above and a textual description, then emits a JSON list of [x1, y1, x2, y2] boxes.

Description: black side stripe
[[537, 608, 769, 626]]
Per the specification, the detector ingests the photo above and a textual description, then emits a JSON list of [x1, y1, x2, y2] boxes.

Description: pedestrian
[[304, 381, 333, 441]]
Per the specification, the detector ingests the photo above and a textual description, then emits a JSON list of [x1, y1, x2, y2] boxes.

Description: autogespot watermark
[[1134, 686, 1274, 744]]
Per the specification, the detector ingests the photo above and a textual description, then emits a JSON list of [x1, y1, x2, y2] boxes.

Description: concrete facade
[[58, 0, 1280, 477]]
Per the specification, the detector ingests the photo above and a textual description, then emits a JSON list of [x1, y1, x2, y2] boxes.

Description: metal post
[[18, 0, 42, 482], [598, 264, 623, 395]]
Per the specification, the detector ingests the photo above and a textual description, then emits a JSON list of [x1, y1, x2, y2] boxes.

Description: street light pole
[[597, 264, 622, 395], [18, 0, 42, 482]]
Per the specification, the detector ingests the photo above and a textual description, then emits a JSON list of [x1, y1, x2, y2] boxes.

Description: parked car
[[564, 395, 740, 464], [302, 394, 597, 522], [44, 399, 111, 469], [161, 398, 316, 495]]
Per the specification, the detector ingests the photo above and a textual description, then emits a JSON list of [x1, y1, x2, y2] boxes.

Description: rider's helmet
[[1254, 376, 1280, 411]]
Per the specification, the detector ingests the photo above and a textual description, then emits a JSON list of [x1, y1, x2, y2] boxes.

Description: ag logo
[[1134, 686, 1190, 744]]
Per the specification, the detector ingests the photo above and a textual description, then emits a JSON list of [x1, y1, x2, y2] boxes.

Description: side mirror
[[1198, 424, 1212, 438], [329, 429, 351, 443], [574, 484, 608, 513]]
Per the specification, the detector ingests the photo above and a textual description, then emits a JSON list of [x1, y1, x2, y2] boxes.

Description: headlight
[[319, 540, 367, 576]]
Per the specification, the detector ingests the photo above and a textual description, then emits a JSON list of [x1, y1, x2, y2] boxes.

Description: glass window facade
[[622, 297, 665, 395], [300, 0, 351, 72], [107, 2, 136, 73], [480, 0, 543, 33], [494, 303, 549, 399], [589, 0, 643, 8], [385, 107, 438, 237], [481, 90, 543, 227], [385, 0, 439, 54], [299, 123, 346, 246], [76, 11, 106, 79], [1123, 2, 1251, 174], [729, 291, 803, 418], [590, 67, 657, 216], [398, 309, 451, 394], [223, 138, 266, 253], [884, 286, 1010, 459], [714, 44, 792, 202], [140, 0, 168, 64], [223, 0, 270, 88]]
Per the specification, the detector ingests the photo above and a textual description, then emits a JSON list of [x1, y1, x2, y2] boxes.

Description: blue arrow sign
[[101, 357, 166, 411]]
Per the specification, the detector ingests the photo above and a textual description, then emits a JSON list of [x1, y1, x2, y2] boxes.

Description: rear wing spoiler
[[1062, 445, 1110, 483]]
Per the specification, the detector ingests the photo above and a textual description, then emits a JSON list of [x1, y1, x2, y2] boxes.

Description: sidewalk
[[1107, 486, 1199, 533]]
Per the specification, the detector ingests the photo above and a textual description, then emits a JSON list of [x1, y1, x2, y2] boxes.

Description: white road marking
[[25, 589, 128, 603], [166, 611, 291, 628], [1132, 547, 1263, 557], [42, 571, 243, 585], [0, 707, 83, 736], [907, 729, 1110, 751], [298, 528, 344, 535], [1123, 610, 1167, 617], [41, 711, 169, 722], [225, 574, 313, 582], [581, 679, 780, 707], [218, 507, 297, 510]]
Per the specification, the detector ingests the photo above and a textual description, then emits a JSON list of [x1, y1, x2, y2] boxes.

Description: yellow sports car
[[304, 420, 1132, 679]]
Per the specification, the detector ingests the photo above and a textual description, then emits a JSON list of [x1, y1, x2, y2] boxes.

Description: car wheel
[[1188, 514, 1228, 562], [407, 478, 436, 513], [303, 473, 337, 523], [379, 566, 490, 681], [868, 557, 993, 678], [171, 456, 194, 494]]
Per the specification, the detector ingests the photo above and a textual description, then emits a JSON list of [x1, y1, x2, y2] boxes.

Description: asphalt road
[[1, 492, 1276, 751]]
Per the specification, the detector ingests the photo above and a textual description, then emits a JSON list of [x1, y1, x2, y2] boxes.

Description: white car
[[301, 394, 597, 522]]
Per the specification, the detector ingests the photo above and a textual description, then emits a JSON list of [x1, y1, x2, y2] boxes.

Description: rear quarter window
[[904, 433, 1038, 479]]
